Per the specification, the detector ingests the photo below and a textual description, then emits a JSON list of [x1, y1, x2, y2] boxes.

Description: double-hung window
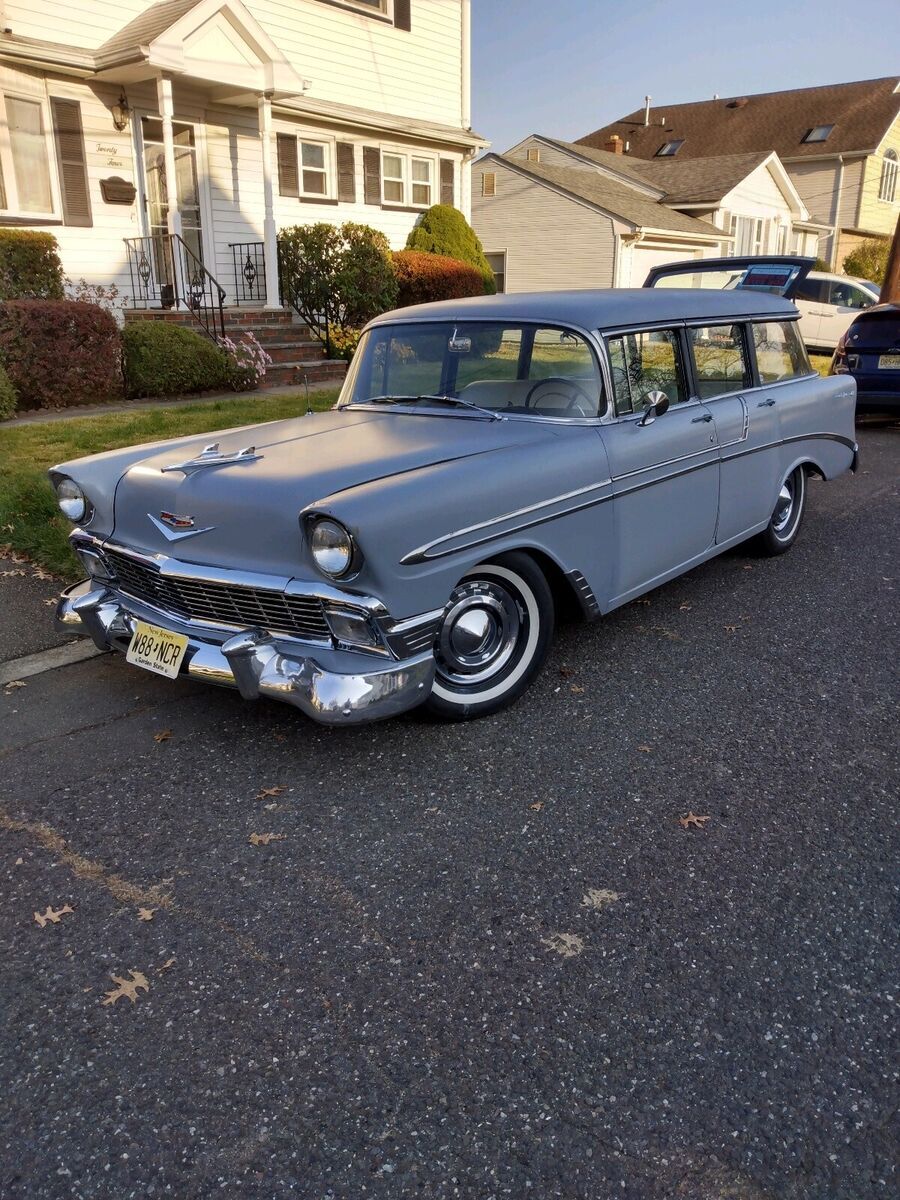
[[0, 92, 56, 218], [381, 150, 434, 207], [299, 140, 329, 197]]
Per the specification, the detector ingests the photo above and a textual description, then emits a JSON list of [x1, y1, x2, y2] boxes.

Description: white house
[[472, 134, 822, 294], [0, 0, 483, 319]]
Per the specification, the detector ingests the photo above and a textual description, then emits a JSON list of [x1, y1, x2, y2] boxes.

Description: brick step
[[228, 326, 317, 347], [261, 359, 347, 389], [262, 341, 328, 363]]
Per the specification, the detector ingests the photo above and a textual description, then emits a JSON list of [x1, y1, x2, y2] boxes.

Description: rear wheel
[[755, 465, 807, 555], [424, 552, 554, 721]]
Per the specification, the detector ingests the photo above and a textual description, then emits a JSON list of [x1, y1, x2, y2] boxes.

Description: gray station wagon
[[52, 288, 857, 724]]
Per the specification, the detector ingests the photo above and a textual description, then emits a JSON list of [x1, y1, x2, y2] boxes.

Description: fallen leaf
[[581, 888, 623, 911], [15, 857, 23, 866], [679, 812, 711, 830], [153, 729, 173, 743], [570, 684, 585, 694], [101, 970, 150, 1006], [43, 598, 57, 607], [256, 786, 286, 800], [271, 732, 287, 743], [636, 597, 651, 606], [743, 564, 753, 570], [636, 744, 652, 753], [679, 602, 692, 612], [33, 904, 74, 928], [4, 679, 26, 691], [529, 801, 544, 811], [541, 932, 584, 958], [558, 665, 574, 679], [724, 625, 737, 633], [137, 907, 157, 922], [249, 832, 286, 846], [157, 957, 176, 974]]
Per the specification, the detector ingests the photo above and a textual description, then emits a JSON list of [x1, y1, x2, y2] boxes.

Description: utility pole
[[879, 213, 900, 303]]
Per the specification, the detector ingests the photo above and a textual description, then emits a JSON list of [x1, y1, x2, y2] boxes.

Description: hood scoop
[[160, 442, 263, 475]]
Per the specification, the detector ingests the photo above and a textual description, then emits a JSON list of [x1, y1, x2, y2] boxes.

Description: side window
[[752, 321, 811, 382], [688, 324, 750, 399], [606, 328, 687, 417], [830, 282, 871, 311], [794, 279, 828, 303]]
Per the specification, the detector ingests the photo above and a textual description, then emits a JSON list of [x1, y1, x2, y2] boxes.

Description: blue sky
[[471, 0, 900, 151]]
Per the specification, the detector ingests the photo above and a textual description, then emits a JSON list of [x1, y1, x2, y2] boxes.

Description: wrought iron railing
[[124, 234, 226, 342], [228, 241, 265, 305]]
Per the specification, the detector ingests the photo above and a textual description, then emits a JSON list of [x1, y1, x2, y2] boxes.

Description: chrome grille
[[105, 550, 331, 640]]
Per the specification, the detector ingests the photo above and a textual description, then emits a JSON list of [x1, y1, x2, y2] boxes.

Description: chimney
[[604, 134, 624, 155], [643, 95, 651, 126]]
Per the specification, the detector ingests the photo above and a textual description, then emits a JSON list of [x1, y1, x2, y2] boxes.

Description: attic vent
[[802, 124, 834, 143], [727, 97, 749, 108], [481, 171, 497, 197], [526, 147, 540, 162]]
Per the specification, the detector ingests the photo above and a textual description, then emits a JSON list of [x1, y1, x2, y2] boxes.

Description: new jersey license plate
[[877, 354, 900, 370], [126, 620, 189, 679]]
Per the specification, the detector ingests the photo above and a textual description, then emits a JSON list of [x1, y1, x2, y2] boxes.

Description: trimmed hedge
[[122, 321, 233, 399], [0, 301, 121, 411], [405, 205, 496, 293], [0, 360, 16, 421], [393, 250, 488, 307], [0, 230, 65, 300]]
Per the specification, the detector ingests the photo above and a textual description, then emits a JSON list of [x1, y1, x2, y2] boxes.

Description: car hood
[[109, 407, 549, 577]]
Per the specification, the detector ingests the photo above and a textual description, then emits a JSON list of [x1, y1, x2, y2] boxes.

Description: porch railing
[[228, 241, 266, 305], [124, 234, 226, 342]]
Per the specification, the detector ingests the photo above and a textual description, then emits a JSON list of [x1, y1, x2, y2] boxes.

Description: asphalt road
[[1, 423, 898, 1200]]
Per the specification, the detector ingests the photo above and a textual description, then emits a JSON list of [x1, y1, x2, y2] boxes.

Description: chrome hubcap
[[773, 478, 795, 533], [435, 580, 523, 686]]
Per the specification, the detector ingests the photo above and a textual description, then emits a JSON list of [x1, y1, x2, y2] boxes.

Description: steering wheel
[[523, 376, 596, 416]]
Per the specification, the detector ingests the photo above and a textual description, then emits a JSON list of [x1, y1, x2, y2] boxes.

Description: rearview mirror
[[638, 389, 670, 426]]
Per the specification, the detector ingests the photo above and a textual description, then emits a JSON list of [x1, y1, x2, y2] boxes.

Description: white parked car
[[792, 272, 880, 352]]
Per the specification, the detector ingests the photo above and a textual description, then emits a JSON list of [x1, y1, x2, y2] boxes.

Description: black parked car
[[831, 303, 900, 414]]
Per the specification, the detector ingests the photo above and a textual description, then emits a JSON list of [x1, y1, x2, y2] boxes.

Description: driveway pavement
[[1, 423, 897, 1200]]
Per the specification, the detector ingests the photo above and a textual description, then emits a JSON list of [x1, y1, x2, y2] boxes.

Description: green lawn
[[0, 389, 339, 580], [810, 352, 832, 377]]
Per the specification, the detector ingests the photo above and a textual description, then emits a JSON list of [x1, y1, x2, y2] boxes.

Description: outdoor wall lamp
[[111, 90, 131, 132]]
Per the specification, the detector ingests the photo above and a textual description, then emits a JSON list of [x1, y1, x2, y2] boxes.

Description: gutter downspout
[[831, 155, 844, 270], [461, 0, 471, 130]]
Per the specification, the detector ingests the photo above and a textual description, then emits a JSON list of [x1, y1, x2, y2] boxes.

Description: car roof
[[371, 288, 798, 332], [807, 271, 879, 289]]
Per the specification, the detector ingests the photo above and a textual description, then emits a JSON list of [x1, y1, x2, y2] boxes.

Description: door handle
[[691, 412, 713, 423], [758, 398, 776, 407]]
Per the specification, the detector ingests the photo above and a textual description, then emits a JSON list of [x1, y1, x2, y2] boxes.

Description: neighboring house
[[472, 148, 724, 293], [0, 0, 483, 325], [577, 77, 900, 270]]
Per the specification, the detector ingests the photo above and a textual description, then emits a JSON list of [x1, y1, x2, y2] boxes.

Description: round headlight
[[310, 518, 354, 577], [56, 478, 88, 523]]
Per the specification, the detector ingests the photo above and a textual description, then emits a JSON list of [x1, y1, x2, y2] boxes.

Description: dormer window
[[655, 139, 683, 157], [802, 125, 833, 143]]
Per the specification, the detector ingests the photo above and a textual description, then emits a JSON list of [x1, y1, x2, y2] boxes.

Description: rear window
[[844, 310, 900, 349], [752, 321, 811, 382]]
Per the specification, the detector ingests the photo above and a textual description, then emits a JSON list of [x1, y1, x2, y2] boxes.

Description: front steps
[[124, 307, 347, 390]]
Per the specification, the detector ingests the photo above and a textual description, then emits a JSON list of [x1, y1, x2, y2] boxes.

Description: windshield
[[339, 321, 604, 419]]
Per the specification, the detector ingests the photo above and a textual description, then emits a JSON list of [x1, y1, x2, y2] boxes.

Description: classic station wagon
[[52, 288, 857, 724]]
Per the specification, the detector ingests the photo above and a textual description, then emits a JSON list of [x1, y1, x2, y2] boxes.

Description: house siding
[[472, 159, 617, 292], [857, 114, 900, 236]]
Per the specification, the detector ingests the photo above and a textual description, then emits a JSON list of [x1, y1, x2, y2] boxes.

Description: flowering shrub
[[0, 301, 121, 410], [327, 326, 362, 362], [65, 277, 127, 315], [219, 331, 272, 390]]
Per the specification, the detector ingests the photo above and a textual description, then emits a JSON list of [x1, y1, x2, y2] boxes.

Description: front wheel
[[755, 465, 807, 555], [424, 552, 554, 721]]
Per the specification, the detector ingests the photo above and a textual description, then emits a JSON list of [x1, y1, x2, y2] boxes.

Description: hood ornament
[[160, 442, 263, 475], [147, 511, 215, 542]]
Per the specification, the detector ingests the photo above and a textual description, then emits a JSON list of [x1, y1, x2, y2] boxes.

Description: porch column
[[258, 92, 281, 309], [157, 73, 185, 308]]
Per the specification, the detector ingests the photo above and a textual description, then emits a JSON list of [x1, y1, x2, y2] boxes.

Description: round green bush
[[405, 205, 495, 293], [122, 321, 233, 399], [0, 360, 17, 420]]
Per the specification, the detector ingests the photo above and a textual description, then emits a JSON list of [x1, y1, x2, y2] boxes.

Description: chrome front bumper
[[56, 581, 435, 726]]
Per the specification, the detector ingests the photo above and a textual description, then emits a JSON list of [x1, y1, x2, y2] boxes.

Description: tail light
[[830, 332, 858, 374]]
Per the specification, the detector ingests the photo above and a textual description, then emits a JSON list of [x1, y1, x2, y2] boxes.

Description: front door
[[602, 327, 719, 602], [140, 117, 204, 299]]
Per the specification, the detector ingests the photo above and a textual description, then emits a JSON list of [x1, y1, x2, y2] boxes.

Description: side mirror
[[638, 389, 670, 426]]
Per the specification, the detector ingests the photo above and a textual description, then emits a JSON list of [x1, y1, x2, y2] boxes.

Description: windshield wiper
[[357, 394, 504, 421]]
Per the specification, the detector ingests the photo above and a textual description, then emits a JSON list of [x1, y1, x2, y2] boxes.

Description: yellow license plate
[[877, 354, 900, 370], [126, 620, 189, 680]]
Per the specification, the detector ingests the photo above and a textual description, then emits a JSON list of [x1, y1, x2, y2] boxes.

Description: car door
[[601, 326, 719, 602], [819, 280, 875, 350], [687, 321, 782, 541], [792, 277, 829, 349]]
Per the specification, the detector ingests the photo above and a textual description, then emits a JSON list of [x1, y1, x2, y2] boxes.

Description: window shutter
[[394, 0, 411, 31], [50, 98, 92, 227], [440, 158, 454, 206], [363, 146, 381, 205], [336, 142, 356, 203], [276, 133, 299, 197]]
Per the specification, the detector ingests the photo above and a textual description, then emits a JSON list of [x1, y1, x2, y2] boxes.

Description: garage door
[[629, 246, 701, 288]]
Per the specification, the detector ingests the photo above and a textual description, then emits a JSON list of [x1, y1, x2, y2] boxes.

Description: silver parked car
[[52, 287, 857, 725]]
